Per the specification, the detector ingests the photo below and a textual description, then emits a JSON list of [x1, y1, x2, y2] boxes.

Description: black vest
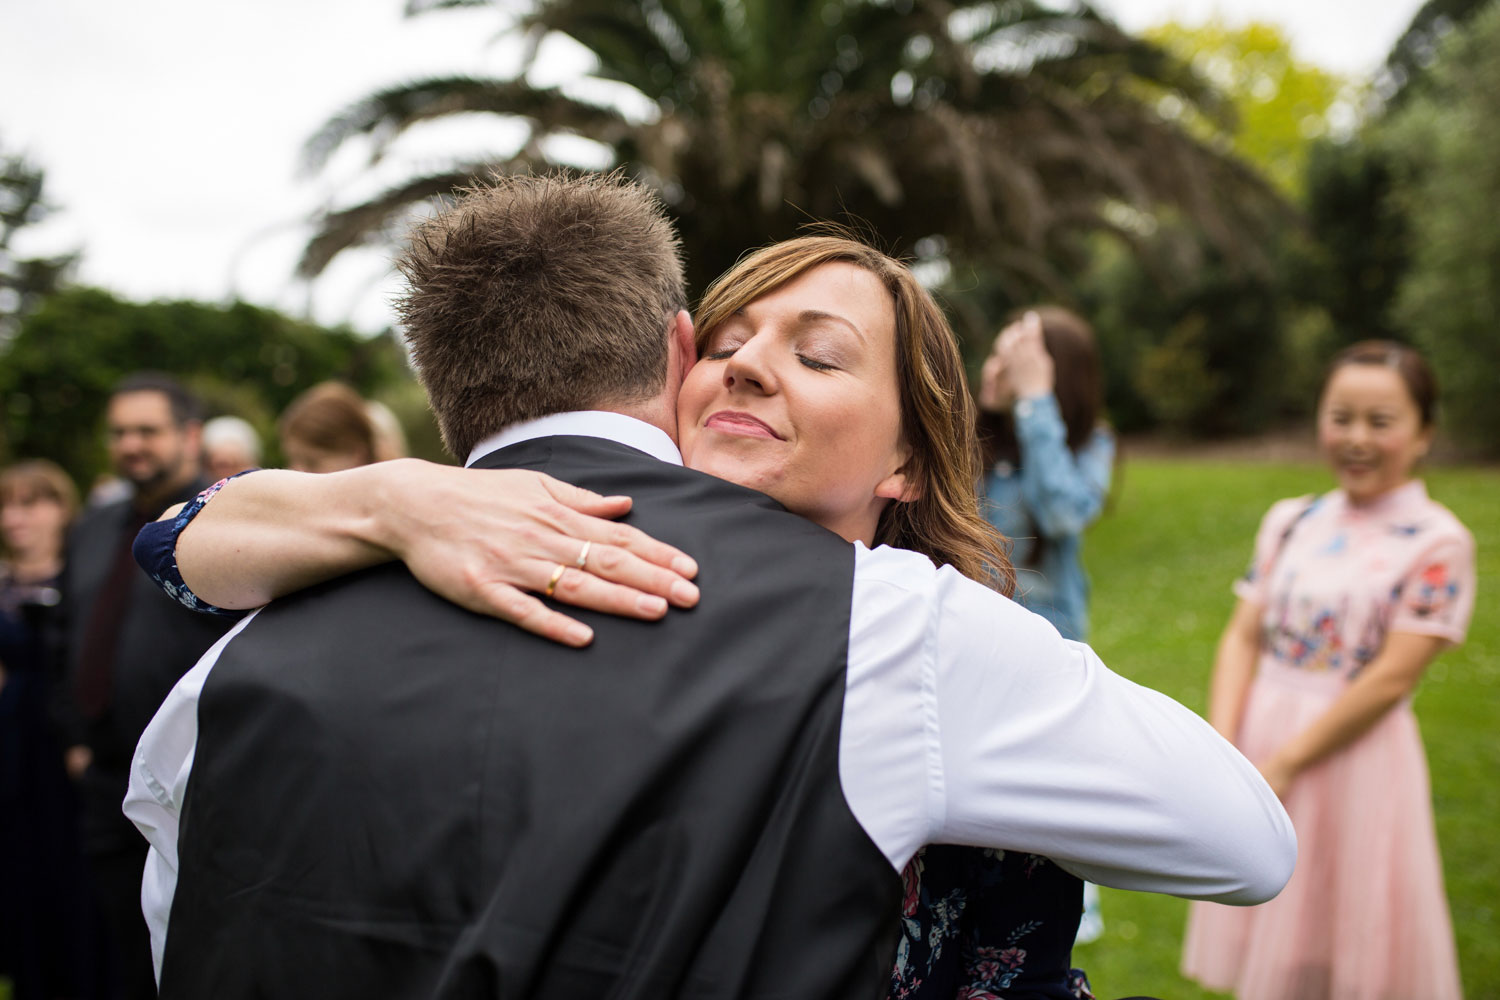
[[162, 436, 900, 999]]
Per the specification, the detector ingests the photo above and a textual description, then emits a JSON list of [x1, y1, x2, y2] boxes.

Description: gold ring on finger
[[574, 540, 592, 570], [544, 563, 567, 598]]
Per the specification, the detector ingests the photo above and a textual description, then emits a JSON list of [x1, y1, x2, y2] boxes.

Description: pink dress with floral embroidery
[[1182, 480, 1475, 1000]]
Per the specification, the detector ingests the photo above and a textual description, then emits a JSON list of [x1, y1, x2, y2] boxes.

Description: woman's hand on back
[[370, 461, 700, 648]]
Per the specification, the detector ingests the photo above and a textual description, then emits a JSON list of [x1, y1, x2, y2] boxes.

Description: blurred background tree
[[295, 0, 1287, 299], [988, 19, 1349, 436], [0, 288, 419, 486], [1384, 0, 1500, 455], [1142, 20, 1348, 198], [1282, 0, 1491, 363], [1271, 0, 1497, 455], [8, 0, 1495, 463], [0, 139, 77, 346]]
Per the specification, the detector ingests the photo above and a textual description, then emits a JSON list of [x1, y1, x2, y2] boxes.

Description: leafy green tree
[[1070, 231, 1288, 436], [1384, 0, 1500, 455], [297, 0, 1285, 296], [1284, 137, 1409, 348], [1143, 20, 1349, 198], [949, 20, 1333, 436], [0, 141, 77, 344], [1374, 0, 1494, 107], [0, 288, 416, 485]]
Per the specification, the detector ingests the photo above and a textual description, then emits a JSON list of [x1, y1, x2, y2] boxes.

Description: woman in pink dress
[[1181, 341, 1475, 1000]]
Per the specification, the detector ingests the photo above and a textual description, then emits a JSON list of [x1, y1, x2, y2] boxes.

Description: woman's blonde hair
[[695, 235, 1014, 593]]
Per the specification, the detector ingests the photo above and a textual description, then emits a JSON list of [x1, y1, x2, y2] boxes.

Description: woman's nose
[[723, 337, 776, 394]]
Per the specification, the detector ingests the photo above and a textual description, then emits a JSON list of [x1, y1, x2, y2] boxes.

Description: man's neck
[[465, 410, 683, 468], [132, 471, 199, 515], [614, 397, 679, 446]]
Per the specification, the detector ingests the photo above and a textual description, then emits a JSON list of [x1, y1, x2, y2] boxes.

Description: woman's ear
[[875, 453, 922, 504]]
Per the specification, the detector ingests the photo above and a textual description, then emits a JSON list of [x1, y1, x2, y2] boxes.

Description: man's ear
[[671, 310, 696, 383]]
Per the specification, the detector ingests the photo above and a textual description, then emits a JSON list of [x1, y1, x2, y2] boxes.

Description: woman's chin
[[686, 447, 778, 495]]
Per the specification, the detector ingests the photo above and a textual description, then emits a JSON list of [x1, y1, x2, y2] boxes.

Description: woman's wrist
[[1010, 393, 1065, 447], [1012, 386, 1053, 405], [354, 459, 435, 562]]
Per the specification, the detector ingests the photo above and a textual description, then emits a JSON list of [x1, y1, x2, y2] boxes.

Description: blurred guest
[[201, 415, 262, 481], [976, 307, 1114, 642], [1182, 341, 1473, 1000], [0, 460, 98, 1000], [55, 374, 239, 1000], [277, 382, 376, 473], [365, 399, 410, 462]]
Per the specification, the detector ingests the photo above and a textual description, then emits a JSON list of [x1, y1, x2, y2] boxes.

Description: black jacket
[[57, 480, 237, 854]]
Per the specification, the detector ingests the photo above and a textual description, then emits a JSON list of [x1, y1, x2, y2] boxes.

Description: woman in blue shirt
[[976, 308, 1114, 643]]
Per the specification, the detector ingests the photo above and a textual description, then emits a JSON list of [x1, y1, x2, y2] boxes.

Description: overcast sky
[[1, 0, 1425, 334]]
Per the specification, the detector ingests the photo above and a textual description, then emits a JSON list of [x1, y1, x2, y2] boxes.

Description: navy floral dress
[[891, 846, 1092, 1000]]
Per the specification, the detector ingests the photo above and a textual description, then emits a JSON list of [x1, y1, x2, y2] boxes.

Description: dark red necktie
[[72, 510, 152, 720]]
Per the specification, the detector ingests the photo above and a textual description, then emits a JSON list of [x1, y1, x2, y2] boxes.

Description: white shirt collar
[[465, 411, 683, 468]]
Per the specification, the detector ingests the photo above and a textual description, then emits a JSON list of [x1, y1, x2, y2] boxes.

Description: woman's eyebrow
[[796, 309, 865, 341]]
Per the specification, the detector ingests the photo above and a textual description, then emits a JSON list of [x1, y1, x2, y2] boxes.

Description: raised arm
[[980, 312, 1112, 538], [1013, 398, 1112, 538], [143, 459, 699, 647]]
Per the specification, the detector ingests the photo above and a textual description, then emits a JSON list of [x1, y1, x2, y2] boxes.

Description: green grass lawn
[[1074, 459, 1500, 999]]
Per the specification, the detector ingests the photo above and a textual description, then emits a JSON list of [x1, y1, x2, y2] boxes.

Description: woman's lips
[[704, 411, 783, 440]]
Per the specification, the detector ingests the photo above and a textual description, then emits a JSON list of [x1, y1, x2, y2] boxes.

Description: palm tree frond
[[301, 76, 633, 176], [404, 0, 491, 17], [298, 159, 545, 280]]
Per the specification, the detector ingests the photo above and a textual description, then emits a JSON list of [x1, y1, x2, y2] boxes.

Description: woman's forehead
[[748, 262, 894, 333], [1, 484, 51, 505]]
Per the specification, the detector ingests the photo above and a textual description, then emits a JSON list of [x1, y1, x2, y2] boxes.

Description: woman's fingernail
[[637, 594, 668, 616], [567, 623, 593, 645], [672, 556, 699, 577], [671, 580, 700, 606]]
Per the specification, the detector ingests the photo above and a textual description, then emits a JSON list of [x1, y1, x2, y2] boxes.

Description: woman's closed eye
[[702, 331, 748, 361], [799, 354, 839, 372]]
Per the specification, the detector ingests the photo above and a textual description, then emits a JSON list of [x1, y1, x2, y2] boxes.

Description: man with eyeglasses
[[56, 373, 235, 1000]]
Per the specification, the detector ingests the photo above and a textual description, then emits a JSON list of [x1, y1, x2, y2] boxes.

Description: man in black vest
[[126, 175, 1294, 999], [57, 373, 237, 999]]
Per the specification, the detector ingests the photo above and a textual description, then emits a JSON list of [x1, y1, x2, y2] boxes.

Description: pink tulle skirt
[[1181, 663, 1461, 1000]]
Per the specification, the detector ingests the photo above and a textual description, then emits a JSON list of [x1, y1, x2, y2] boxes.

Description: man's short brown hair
[[397, 171, 687, 459]]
